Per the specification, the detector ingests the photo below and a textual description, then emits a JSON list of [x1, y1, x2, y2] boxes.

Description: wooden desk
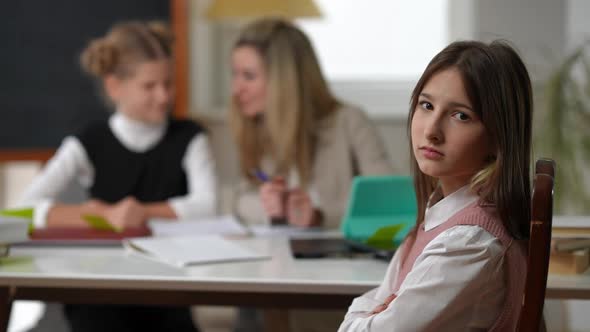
[[1, 236, 589, 331]]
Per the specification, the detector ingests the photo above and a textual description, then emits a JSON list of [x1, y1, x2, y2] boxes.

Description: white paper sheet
[[148, 215, 250, 237], [124, 235, 270, 267]]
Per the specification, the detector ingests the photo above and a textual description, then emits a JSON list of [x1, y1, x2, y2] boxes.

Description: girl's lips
[[419, 146, 444, 159]]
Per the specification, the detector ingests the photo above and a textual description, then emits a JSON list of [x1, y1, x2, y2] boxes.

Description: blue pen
[[254, 169, 270, 182]]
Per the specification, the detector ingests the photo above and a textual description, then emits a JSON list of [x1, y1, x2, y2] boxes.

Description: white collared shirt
[[19, 112, 217, 228], [338, 185, 505, 332]]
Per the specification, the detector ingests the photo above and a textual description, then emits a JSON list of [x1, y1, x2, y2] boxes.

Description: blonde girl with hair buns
[[20, 21, 212, 332]]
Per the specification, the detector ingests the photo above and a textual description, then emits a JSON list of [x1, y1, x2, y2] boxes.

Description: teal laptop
[[340, 175, 417, 249], [290, 176, 417, 260]]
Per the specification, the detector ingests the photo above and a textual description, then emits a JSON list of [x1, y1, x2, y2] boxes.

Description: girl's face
[[411, 68, 494, 196], [105, 59, 174, 124], [231, 46, 268, 118]]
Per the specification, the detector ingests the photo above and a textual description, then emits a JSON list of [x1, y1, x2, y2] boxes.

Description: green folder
[[0, 208, 119, 233], [83, 215, 121, 232], [0, 208, 34, 219]]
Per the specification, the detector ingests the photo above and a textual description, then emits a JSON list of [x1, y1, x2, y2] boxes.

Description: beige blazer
[[233, 106, 394, 228]]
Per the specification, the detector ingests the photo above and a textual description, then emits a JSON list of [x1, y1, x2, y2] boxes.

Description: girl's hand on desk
[[103, 197, 146, 229], [286, 188, 321, 228], [259, 177, 286, 219]]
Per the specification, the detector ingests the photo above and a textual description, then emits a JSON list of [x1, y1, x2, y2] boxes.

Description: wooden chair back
[[517, 158, 556, 332]]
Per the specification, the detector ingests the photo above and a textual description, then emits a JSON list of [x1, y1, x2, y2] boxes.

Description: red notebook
[[26, 227, 151, 246]]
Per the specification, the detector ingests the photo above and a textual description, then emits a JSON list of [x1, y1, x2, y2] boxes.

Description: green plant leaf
[[582, 56, 590, 96]]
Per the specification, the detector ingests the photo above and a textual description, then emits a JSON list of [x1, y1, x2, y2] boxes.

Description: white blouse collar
[[424, 185, 479, 231], [109, 112, 167, 153]]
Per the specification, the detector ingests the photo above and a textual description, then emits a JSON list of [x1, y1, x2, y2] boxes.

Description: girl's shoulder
[[336, 104, 370, 122], [451, 202, 513, 245], [317, 104, 371, 131], [74, 120, 111, 144]]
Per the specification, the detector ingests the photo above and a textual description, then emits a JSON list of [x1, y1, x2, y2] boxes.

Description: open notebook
[[124, 235, 271, 268]]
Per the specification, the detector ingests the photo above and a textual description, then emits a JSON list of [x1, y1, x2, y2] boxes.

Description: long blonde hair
[[229, 18, 340, 187]]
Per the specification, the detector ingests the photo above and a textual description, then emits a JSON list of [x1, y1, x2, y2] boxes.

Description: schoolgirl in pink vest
[[339, 40, 533, 331]]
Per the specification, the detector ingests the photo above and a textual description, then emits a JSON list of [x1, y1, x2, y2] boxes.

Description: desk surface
[[0, 236, 589, 300], [0, 237, 388, 295]]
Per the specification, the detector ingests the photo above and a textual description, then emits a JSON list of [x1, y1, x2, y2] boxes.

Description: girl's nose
[[424, 114, 444, 143]]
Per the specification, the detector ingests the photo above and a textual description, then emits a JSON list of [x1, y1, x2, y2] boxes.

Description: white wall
[[0, 162, 41, 209], [567, 0, 590, 50], [451, 0, 566, 82]]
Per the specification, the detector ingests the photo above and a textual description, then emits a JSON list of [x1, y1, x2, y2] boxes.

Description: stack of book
[[549, 216, 590, 275], [0, 217, 29, 256]]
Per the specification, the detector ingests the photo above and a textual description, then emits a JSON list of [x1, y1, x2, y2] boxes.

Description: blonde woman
[[230, 18, 393, 230], [229, 17, 393, 332]]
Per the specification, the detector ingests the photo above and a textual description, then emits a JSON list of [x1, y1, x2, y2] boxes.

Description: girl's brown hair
[[229, 18, 340, 187], [408, 40, 533, 240], [80, 21, 173, 79]]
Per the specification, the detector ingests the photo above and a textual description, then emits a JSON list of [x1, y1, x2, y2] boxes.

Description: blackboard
[[0, 0, 170, 149]]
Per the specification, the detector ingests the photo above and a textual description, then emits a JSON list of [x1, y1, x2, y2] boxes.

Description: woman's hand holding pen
[[287, 188, 321, 228], [256, 170, 322, 228], [259, 176, 287, 219]]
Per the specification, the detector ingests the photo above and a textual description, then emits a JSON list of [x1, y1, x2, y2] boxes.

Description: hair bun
[[147, 21, 174, 45], [80, 37, 118, 77]]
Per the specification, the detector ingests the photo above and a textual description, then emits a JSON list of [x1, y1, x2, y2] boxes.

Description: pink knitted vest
[[392, 202, 527, 332]]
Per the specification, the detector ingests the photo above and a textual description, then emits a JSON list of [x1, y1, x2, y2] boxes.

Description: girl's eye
[[143, 82, 156, 90], [419, 101, 433, 111], [452, 112, 471, 121]]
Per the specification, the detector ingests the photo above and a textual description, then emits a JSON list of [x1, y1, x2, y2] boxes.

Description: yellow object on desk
[[553, 227, 590, 238], [549, 248, 590, 274], [549, 216, 590, 274]]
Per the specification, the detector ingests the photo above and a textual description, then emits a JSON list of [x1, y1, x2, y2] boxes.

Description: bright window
[[297, 0, 449, 81]]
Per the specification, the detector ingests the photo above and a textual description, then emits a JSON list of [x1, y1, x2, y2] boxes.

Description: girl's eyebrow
[[420, 92, 472, 111], [419, 92, 433, 99], [448, 101, 473, 111]]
